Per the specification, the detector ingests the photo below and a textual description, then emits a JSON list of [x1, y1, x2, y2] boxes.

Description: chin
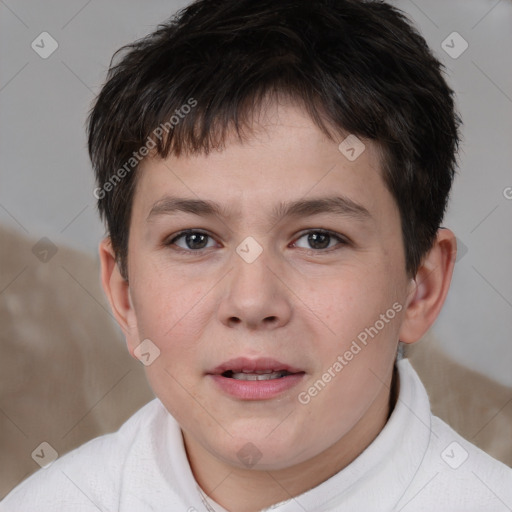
[[209, 425, 318, 470]]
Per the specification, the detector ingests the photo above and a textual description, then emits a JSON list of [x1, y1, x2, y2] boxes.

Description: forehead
[[132, 101, 394, 226]]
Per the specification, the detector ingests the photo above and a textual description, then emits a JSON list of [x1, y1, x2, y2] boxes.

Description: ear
[[98, 237, 139, 355], [399, 228, 457, 344]]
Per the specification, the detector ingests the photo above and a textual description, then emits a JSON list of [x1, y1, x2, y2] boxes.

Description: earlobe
[[98, 237, 138, 339], [398, 228, 457, 344]]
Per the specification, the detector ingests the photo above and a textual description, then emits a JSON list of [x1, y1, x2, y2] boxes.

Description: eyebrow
[[146, 195, 372, 224]]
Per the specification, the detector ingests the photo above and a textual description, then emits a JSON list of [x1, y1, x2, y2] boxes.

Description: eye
[[165, 228, 348, 253], [166, 230, 217, 251], [292, 229, 348, 252]]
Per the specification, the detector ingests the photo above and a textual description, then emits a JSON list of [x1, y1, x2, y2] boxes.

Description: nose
[[217, 244, 293, 331]]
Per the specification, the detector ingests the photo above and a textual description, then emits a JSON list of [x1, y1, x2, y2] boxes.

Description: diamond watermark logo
[[31, 32, 59, 59], [455, 237, 468, 262], [237, 442, 262, 468], [32, 237, 58, 263], [134, 339, 161, 366], [236, 236, 263, 264], [441, 32, 468, 59], [31, 441, 58, 468], [441, 441, 469, 469], [338, 134, 365, 161]]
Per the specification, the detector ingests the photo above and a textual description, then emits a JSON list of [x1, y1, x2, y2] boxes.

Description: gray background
[[1, 0, 511, 384]]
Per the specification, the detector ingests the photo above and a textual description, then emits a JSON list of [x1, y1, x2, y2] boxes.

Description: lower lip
[[209, 373, 305, 400]]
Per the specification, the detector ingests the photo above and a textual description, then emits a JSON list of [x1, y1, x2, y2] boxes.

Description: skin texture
[[99, 101, 457, 512]]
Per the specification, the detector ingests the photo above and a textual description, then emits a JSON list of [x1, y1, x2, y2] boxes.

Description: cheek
[[297, 268, 402, 414], [294, 286, 401, 443], [133, 274, 210, 419], [305, 267, 397, 343], [131, 263, 210, 340]]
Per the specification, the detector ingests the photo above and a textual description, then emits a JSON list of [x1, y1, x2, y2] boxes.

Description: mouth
[[207, 357, 306, 400], [221, 369, 297, 381], [209, 356, 304, 378]]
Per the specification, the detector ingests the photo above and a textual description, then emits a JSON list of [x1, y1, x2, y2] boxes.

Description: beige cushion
[[1, 224, 510, 498], [404, 337, 512, 466], [0, 224, 154, 498]]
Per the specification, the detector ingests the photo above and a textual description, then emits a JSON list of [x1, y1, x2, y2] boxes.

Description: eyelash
[[165, 229, 349, 254]]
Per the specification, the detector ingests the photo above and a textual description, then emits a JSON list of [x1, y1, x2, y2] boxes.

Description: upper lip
[[208, 357, 304, 375]]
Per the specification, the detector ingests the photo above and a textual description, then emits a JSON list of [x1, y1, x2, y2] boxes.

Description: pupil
[[187, 233, 207, 249], [309, 232, 329, 249]]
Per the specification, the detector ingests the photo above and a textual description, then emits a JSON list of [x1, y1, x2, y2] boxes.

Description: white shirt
[[1, 358, 511, 511]]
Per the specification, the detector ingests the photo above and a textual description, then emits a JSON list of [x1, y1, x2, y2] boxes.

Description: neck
[[184, 368, 399, 512]]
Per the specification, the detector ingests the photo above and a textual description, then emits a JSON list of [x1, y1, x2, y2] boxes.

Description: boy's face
[[119, 101, 414, 470]]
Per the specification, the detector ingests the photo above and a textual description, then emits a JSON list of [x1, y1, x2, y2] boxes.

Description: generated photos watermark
[[298, 302, 403, 405], [93, 97, 198, 200]]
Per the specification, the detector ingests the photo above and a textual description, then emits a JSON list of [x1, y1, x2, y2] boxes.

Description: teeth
[[231, 371, 287, 381]]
